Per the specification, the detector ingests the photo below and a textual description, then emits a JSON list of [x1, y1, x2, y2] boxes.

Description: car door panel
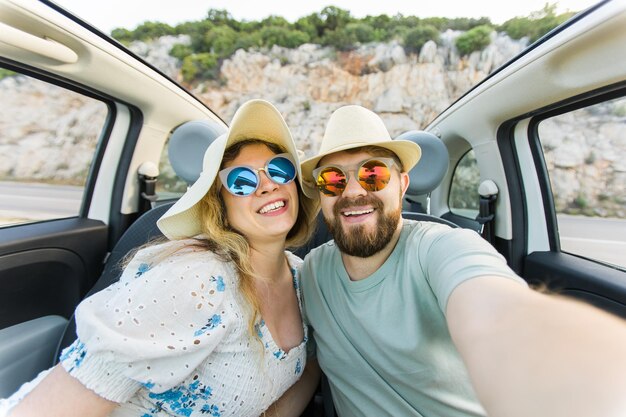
[[0, 218, 108, 330], [524, 252, 626, 319], [0, 315, 67, 397]]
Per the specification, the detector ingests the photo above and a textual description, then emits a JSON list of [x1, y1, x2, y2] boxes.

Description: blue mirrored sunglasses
[[218, 153, 297, 197]]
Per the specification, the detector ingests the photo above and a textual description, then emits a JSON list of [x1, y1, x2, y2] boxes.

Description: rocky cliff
[[1, 32, 623, 217]]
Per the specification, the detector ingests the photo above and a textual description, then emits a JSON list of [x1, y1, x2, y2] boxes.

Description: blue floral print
[[145, 380, 221, 417], [273, 349, 287, 360], [295, 358, 302, 375], [200, 404, 221, 416], [135, 262, 151, 278], [194, 314, 222, 337], [59, 339, 87, 372], [209, 275, 225, 292]]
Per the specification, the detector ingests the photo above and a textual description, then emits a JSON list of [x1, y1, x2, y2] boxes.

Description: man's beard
[[324, 195, 402, 258]]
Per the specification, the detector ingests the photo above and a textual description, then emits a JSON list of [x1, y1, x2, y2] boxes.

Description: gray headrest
[[395, 130, 449, 195], [168, 120, 226, 185]]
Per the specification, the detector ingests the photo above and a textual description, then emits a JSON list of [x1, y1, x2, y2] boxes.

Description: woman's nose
[[256, 170, 278, 194]]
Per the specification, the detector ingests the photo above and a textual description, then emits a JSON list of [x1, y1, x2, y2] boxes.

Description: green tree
[[321, 28, 358, 51], [169, 43, 193, 60], [498, 16, 534, 40], [132, 21, 175, 41], [344, 22, 376, 44], [295, 13, 325, 40], [110, 27, 134, 43], [175, 20, 214, 52], [455, 25, 493, 56], [0, 68, 15, 80], [181, 53, 218, 82], [362, 14, 392, 41], [206, 9, 238, 30], [259, 26, 310, 48], [234, 32, 263, 51], [403, 25, 440, 54], [319, 6, 353, 32], [499, 3, 575, 43], [204, 25, 238, 58], [260, 15, 290, 28]]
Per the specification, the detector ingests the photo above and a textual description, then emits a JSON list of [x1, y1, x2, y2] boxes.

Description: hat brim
[[300, 139, 422, 198], [157, 99, 304, 240]]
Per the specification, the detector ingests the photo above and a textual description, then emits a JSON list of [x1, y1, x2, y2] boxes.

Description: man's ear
[[400, 172, 410, 197]]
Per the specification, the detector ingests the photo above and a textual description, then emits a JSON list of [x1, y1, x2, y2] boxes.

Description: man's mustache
[[333, 195, 384, 217]]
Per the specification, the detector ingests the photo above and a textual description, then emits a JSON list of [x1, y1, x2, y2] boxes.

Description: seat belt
[[476, 180, 498, 245], [138, 162, 159, 213]]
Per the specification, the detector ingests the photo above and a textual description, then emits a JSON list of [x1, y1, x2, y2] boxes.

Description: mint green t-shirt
[[300, 220, 525, 417]]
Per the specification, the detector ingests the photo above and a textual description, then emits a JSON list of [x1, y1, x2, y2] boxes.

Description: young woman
[[2, 99, 320, 417]]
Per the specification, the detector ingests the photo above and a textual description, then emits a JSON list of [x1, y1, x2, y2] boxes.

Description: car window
[[0, 68, 108, 227], [537, 96, 626, 268], [449, 149, 480, 219]]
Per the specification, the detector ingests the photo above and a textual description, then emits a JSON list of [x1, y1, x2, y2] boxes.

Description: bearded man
[[298, 105, 626, 417]]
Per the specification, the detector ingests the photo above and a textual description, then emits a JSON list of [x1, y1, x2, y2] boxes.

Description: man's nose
[[340, 172, 366, 198]]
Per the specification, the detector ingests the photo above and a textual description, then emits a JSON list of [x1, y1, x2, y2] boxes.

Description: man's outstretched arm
[[447, 276, 626, 417]]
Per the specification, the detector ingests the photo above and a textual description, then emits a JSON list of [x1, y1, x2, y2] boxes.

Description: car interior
[[1, 0, 625, 414]]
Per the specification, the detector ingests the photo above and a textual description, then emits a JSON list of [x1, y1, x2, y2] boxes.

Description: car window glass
[[0, 69, 107, 227], [449, 149, 480, 219], [538, 96, 626, 268]]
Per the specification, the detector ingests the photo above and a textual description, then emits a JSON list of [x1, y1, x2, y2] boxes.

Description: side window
[[538, 96, 626, 268], [449, 149, 480, 219], [0, 69, 108, 227]]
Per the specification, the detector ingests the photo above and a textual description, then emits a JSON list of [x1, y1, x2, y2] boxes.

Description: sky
[[52, 0, 598, 34]]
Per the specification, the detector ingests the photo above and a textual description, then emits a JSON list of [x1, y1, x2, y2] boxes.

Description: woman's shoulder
[[133, 239, 231, 269]]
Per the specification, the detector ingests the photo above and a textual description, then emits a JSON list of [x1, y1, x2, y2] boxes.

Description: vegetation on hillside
[[108, 4, 577, 83]]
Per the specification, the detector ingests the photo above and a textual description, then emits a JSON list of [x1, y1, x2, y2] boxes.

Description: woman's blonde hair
[[195, 139, 318, 341]]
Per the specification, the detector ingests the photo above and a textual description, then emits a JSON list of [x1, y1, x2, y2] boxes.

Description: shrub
[[181, 53, 219, 82], [132, 21, 176, 41], [234, 32, 263, 51], [499, 4, 575, 43], [0, 68, 16, 80], [110, 28, 134, 43], [204, 26, 238, 58], [455, 25, 493, 56], [260, 15, 290, 28], [321, 28, 358, 51], [319, 6, 353, 32], [169, 44, 193, 60], [403, 25, 440, 54], [344, 23, 376, 44], [259, 26, 310, 48], [206, 9, 239, 30], [295, 14, 325, 41], [573, 194, 588, 209]]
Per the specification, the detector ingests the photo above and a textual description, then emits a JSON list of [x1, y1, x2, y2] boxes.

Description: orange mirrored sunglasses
[[312, 157, 397, 197]]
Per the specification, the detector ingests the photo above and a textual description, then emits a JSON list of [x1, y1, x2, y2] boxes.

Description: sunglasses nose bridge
[[256, 168, 279, 193], [341, 168, 368, 197]]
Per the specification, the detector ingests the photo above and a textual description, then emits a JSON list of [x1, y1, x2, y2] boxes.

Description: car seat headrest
[[395, 130, 449, 195], [168, 120, 226, 185]]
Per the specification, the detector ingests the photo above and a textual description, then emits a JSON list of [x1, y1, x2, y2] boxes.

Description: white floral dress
[[1, 240, 308, 417]]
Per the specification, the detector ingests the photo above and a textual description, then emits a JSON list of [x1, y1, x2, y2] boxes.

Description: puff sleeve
[[59, 240, 236, 402]]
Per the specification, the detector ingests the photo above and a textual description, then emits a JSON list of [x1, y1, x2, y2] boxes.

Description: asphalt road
[[0, 181, 83, 221], [0, 181, 624, 267], [558, 215, 626, 267]]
